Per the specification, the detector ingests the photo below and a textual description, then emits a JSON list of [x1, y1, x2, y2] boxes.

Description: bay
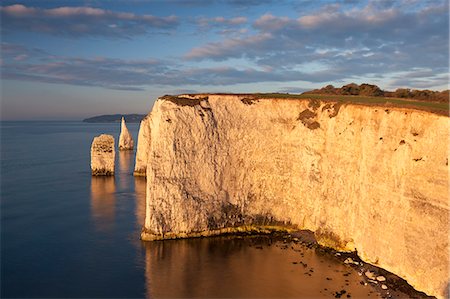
[[1, 121, 387, 298]]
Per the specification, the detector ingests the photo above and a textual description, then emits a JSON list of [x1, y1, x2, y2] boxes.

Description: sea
[[1, 121, 396, 298]]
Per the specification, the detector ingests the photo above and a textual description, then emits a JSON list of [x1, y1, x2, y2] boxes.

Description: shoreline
[[142, 228, 434, 298]]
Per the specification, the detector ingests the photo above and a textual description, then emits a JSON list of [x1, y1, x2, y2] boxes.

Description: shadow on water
[[134, 176, 146, 227]]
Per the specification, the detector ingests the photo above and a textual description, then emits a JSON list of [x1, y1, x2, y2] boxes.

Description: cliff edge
[[140, 94, 449, 298]]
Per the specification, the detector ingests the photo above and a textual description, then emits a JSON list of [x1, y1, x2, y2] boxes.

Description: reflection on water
[[90, 176, 116, 232], [134, 177, 146, 227], [144, 236, 382, 298], [118, 151, 134, 188]]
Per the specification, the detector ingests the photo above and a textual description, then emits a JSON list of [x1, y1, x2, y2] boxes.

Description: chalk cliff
[[140, 94, 449, 299], [134, 115, 150, 176], [119, 117, 134, 151], [91, 134, 115, 175]]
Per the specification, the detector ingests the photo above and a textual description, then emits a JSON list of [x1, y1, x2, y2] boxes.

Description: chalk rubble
[[91, 134, 115, 176], [119, 117, 134, 151]]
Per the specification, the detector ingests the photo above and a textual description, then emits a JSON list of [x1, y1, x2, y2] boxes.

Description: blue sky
[[1, 0, 448, 120]]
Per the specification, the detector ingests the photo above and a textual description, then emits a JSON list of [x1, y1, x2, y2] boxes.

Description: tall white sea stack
[[90, 134, 115, 176], [119, 117, 134, 151]]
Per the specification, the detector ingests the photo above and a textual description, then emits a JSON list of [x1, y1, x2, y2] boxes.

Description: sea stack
[[134, 115, 150, 176], [119, 117, 134, 151], [90, 134, 115, 175]]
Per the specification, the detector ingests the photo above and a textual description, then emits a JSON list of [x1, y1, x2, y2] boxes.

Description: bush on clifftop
[[303, 83, 448, 103]]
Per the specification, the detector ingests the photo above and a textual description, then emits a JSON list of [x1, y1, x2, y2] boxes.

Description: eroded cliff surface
[[134, 115, 150, 176], [91, 134, 115, 175], [141, 94, 449, 299]]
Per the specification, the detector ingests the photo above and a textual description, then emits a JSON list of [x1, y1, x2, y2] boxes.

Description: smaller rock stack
[[91, 134, 115, 175], [119, 117, 134, 151]]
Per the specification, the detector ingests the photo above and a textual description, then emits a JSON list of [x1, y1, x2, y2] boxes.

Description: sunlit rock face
[[90, 134, 115, 176], [134, 115, 150, 176], [141, 94, 449, 299], [119, 117, 134, 151]]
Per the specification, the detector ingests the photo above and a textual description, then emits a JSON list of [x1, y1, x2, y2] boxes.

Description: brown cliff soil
[[257, 94, 448, 116], [178, 93, 449, 116]]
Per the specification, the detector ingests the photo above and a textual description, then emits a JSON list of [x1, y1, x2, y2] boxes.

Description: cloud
[[197, 16, 247, 27], [276, 86, 309, 94], [184, 1, 448, 88], [2, 43, 344, 90], [1, 42, 50, 61], [253, 13, 290, 31], [225, 0, 278, 7], [387, 70, 449, 89], [185, 33, 273, 60], [169, 0, 278, 7], [1, 43, 172, 90], [194, 16, 248, 36], [0, 4, 179, 37], [2, 0, 448, 92]]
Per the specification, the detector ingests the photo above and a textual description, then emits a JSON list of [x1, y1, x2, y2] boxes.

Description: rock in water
[[365, 271, 376, 280], [91, 134, 115, 175], [119, 117, 134, 151], [134, 115, 150, 176]]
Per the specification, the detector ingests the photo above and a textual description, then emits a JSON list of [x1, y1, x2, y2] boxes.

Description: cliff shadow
[[134, 176, 146, 228]]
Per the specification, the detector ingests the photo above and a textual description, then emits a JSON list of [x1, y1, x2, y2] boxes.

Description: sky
[[1, 0, 448, 120]]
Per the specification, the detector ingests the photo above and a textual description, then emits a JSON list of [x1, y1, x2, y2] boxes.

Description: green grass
[[252, 93, 449, 114]]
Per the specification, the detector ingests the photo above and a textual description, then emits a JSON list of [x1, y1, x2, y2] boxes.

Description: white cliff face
[[134, 115, 151, 176], [141, 94, 449, 299], [91, 134, 115, 175], [119, 117, 134, 151]]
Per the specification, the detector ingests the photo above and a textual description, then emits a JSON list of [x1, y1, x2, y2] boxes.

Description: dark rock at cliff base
[[83, 114, 146, 123]]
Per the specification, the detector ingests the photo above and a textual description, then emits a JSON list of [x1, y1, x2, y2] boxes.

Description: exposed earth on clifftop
[[176, 93, 449, 116]]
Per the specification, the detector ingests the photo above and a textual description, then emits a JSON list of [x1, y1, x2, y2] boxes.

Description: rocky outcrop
[[140, 94, 449, 299], [90, 134, 115, 175], [134, 115, 150, 176], [119, 117, 134, 151]]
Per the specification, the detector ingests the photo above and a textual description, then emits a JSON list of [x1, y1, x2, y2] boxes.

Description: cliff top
[[164, 93, 449, 116]]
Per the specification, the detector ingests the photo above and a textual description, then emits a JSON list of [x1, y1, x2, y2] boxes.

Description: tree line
[[303, 83, 449, 103]]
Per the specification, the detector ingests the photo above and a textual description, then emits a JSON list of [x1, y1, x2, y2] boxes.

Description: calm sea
[[1, 121, 385, 298]]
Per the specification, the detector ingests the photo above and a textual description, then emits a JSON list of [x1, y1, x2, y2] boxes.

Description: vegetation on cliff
[[303, 83, 449, 103], [239, 87, 448, 116]]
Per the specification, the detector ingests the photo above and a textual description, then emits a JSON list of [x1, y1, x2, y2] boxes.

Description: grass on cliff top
[[253, 93, 449, 115]]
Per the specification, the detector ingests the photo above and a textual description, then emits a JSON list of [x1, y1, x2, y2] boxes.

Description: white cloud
[[0, 4, 179, 37], [183, 1, 448, 88]]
